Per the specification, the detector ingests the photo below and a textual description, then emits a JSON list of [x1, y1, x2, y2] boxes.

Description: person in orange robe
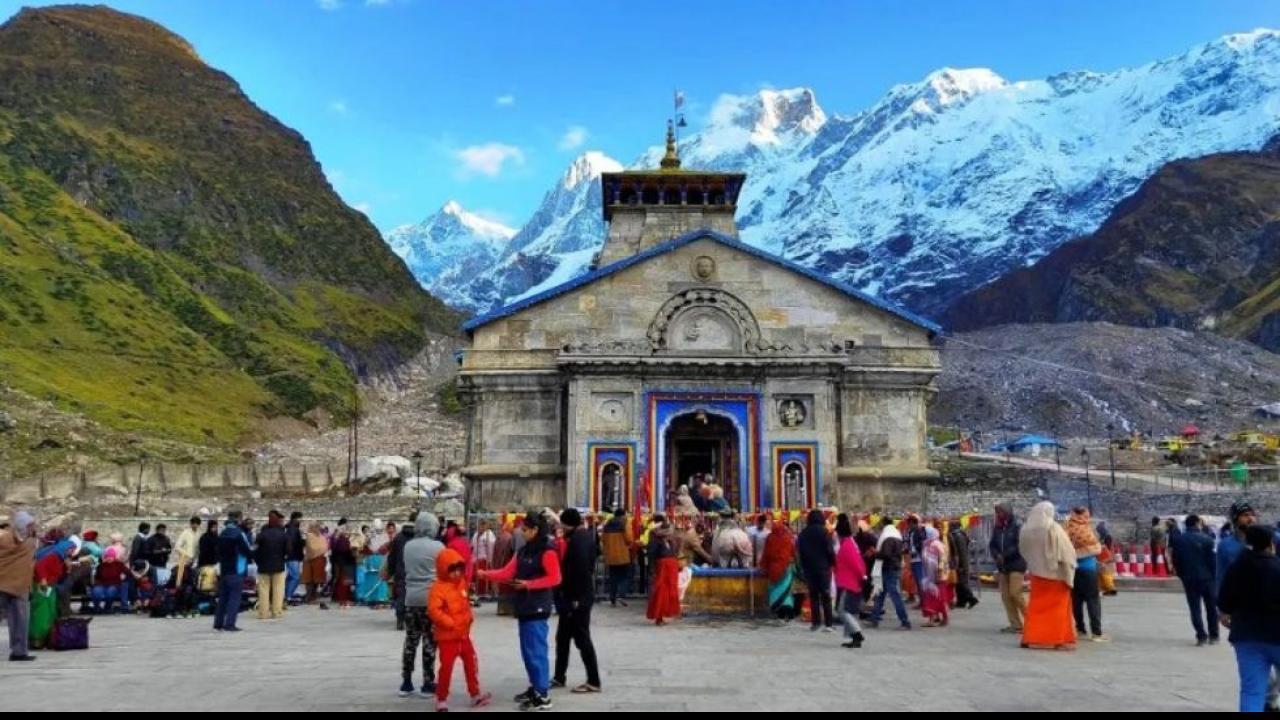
[[1019, 501, 1078, 650]]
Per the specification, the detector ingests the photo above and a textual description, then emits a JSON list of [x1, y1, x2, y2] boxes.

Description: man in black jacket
[[1218, 525, 1280, 712], [284, 511, 305, 606], [214, 510, 252, 632], [989, 503, 1027, 634], [144, 523, 173, 584], [797, 509, 835, 632], [387, 510, 417, 630], [1170, 514, 1219, 646], [552, 508, 601, 693], [254, 510, 289, 620]]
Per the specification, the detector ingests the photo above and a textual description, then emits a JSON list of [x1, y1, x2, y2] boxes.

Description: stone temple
[[458, 124, 941, 514]]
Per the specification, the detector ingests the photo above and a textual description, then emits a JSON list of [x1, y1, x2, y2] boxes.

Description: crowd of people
[[2, 497, 1280, 712]]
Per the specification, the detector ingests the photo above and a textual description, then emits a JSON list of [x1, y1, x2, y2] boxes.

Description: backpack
[[197, 565, 218, 593], [50, 617, 91, 650], [878, 537, 904, 564]]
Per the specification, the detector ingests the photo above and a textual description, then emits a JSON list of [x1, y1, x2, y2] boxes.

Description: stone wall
[[1, 462, 341, 503]]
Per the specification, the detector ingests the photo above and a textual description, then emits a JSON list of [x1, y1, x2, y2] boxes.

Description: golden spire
[[660, 118, 681, 170]]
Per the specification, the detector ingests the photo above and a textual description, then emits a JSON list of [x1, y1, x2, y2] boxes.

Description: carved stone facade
[[459, 159, 941, 514]]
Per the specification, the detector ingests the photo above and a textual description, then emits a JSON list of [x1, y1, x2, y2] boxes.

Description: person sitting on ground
[[91, 546, 129, 614], [129, 558, 154, 612]]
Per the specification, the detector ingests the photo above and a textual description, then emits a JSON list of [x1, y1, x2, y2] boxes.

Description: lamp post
[[134, 451, 147, 516], [1081, 447, 1093, 513], [1106, 422, 1118, 487], [412, 450, 424, 501], [1052, 426, 1062, 475]]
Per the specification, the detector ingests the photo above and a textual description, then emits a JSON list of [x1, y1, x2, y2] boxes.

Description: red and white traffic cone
[[1154, 550, 1169, 578], [1137, 546, 1150, 577], [1115, 546, 1130, 577]]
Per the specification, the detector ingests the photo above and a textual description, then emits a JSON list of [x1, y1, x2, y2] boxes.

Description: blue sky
[[3, 0, 1277, 232]]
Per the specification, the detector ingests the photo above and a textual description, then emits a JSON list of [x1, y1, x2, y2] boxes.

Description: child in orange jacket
[[428, 547, 492, 711]]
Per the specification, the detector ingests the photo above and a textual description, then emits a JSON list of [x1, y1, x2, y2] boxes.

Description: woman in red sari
[[760, 517, 798, 621], [646, 519, 680, 626]]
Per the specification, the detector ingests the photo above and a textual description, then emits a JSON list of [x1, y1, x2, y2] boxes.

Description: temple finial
[[660, 118, 681, 169]]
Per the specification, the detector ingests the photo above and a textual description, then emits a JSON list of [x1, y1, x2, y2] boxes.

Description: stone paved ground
[[3, 589, 1239, 711]]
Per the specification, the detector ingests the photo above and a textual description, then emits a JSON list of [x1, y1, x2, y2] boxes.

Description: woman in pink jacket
[[834, 513, 869, 649]]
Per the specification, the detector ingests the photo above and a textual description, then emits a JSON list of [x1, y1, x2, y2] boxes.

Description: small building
[[456, 125, 941, 514]]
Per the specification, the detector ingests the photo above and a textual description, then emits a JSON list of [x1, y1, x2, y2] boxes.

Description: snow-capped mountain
[[386, 201, 515, 308], [459, 151, 624, 310], [413, 30, 1280, 316]]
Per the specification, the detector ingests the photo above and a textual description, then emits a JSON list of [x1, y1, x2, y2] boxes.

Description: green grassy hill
[[0, 5, 456, 460]]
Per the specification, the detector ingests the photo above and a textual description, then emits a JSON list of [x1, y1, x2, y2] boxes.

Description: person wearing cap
[[1170, 514, 1218, 646], [254, 510, 289, 620], [400, 511, 444, 698], [1219, 503, 1258, 596], [478, 512, 562, 711], [552, 508, 602, 695], [0, 510, 38, 661], [214, 509, 253, 632], [1218, 524, 1280, 712]]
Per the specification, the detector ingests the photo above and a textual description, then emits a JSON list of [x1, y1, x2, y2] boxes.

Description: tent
[[1255, 403, 1280, 420], [1006, 434, 1063, 456], [1180, 424, 1201, 438]]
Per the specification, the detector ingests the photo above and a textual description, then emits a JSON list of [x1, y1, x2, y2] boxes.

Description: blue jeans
[[1233, 641, 1280, 712], [285, 561, 303, 602], [91, 585, 121, 613], [910, 560, 924, 597], [214, 574, 243, 630], [1180, 576, 1218, 642], [518, 618, 551, 695], [871, 568, 911, 627]]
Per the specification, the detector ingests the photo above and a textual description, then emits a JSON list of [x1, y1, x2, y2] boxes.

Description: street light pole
[[1106, 423, 1118, 487], [1081, 447, 1093, 514], [1053, 426, 1062, 475], [134, 452, 147, 516], [412, 450, 424, 501]]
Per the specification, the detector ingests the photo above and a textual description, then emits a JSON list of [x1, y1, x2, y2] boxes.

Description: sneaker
[[822, 626, 836, 634], [520, 694, 553, 712], [896, 624, 912, 631], [8, 654, 35, 662], [809, 625, 821, 632], [513, 687, 536, 704], [471, 692, 492, 707], [420, 681, 437, 697], [842, 632, 864, 649], [1209, 638, 1221, 646], [1195, 638, 1208, 647], [1090, 634, 1111, 643], [398, 679, 415, 698], [549, 678, 566, 689], [436, 700, 449, 712]]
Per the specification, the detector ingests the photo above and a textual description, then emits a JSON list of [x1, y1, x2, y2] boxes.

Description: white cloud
[[353, 202, 373, 214], [495, 94, 516, 107], [455, 143, 526, 178], [558, 125, 589, 151], [317, 0, 343, 10], [325, 168, 347, 189], [329, 99, 349, 115]]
